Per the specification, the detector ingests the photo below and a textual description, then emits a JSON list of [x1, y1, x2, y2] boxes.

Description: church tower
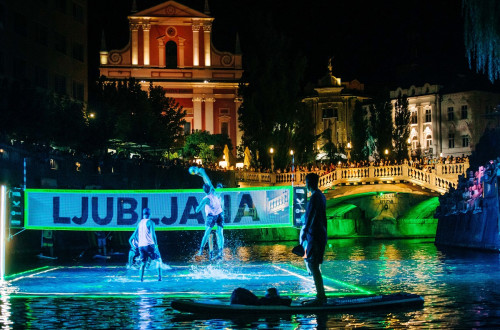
[[99, 1, 243, 150]]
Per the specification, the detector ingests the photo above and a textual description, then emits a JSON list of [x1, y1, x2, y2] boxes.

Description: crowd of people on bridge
[[237, 155, 469, 177], [438, 157, 500, 216]]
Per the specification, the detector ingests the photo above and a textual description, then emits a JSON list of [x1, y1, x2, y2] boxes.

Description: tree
[[321, 128, 337, 161], [368, 94, 393, 159], [238, 12, 315, 170], [147, 85, 186, 154], [181, 130, 232, 162], [351, 100, 369, 161], [393, 94, 410, 162], [463, 0, 500, 82], [89, 77, 186, 155]]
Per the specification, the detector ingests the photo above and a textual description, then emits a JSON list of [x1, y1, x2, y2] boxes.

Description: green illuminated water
[[3, 238, 500, 329]]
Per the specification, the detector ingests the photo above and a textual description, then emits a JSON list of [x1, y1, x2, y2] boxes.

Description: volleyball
[[188, 166, 198, 175]]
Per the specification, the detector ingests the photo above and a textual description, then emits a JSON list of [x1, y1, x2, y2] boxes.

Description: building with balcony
[[390, 83, 500, 158], [99, 0, 243, 150]]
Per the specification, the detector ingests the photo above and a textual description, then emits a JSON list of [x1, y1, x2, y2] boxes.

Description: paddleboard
[[171, 293, 424, 315]]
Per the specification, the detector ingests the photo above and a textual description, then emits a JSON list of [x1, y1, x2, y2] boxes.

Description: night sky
[[89, 0, 496, 93]]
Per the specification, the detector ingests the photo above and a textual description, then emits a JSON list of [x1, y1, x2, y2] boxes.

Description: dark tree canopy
[[238, 12, 316, 169], [351, 100, 369, 161], [368, 94, 394, 159], [90, 77, 186, 155], [393, 94, 410, 161]]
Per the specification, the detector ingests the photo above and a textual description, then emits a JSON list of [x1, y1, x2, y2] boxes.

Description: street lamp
[[290, 150, 295, 185], [346, 142, 352, 161], [384, 149, 389, 159], [269, 147, 274, 172]]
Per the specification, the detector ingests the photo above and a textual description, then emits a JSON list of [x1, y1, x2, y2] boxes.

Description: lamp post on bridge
[[269, 147, 274, 173], [346, 142, 352, 162], [290, 149, 294, 186]]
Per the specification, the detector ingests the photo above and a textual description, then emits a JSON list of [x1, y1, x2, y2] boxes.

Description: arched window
[[165, 41, 177, 68], [426, 135, 432, 148], [412, 136, 418, 150]]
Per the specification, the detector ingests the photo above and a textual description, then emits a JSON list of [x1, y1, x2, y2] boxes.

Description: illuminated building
[[0, 0, 88, 102], [390, 84, 500, 157], [302, 61, 369, 156], [99, 0, 243, 150]]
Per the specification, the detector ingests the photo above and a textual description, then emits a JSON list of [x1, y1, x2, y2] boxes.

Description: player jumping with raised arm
[[190, 166, 225, 259]]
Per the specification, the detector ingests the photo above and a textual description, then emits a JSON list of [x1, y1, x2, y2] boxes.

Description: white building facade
[[391, 84, 500, 158]]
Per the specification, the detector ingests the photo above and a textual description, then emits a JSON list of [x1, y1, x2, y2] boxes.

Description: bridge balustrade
[[235, 162, 467, 193]]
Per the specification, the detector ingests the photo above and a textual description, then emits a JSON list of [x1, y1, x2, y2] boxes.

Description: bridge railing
[[235, 162, 468, 193]]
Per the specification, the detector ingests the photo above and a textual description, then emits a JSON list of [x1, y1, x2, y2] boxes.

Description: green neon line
[[4, 266, 51, 280], [287, 264, 374, 295], [25, 186, 293, 194], [23, 224, 295, 231]]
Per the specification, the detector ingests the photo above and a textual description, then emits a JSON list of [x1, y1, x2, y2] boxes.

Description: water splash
[[188, 264, 247, 280]]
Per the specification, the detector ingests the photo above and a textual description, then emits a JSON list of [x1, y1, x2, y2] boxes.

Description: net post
[[1, 185, 7, 281]]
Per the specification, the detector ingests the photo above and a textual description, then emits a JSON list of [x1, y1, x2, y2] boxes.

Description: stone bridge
[[235, 162, 468, 238], [235, 162, 468, 195]]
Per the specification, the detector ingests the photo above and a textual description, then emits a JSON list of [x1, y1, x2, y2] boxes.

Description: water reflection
[[2, 239, 500, 328]]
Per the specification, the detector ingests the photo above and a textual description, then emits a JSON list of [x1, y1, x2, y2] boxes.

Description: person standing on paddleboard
[[300, 173, 327, 306]]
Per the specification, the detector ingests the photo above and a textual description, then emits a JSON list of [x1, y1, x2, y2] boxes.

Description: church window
[[165, 41, 177, 69], [221, 121, 229, 137]]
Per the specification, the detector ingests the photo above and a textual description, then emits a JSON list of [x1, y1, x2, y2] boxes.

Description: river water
[[3, 238, 500, 329]]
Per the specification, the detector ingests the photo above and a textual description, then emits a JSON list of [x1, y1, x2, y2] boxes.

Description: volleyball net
[[1, 185, 308, 279]]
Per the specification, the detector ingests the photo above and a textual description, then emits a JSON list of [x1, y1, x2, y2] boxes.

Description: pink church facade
[[99, 1, 243, 150]]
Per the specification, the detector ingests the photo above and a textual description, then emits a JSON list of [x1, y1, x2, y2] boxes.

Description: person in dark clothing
[[300, 173, 327, 306]]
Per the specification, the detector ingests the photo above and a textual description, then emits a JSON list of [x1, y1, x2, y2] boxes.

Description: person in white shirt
[[131, 208, 161, 281], [190, 166, 224, 259]]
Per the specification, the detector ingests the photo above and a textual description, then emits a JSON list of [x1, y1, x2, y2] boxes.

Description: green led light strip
[[6, 266, 60, 282], [3, 266, 52, 280]]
